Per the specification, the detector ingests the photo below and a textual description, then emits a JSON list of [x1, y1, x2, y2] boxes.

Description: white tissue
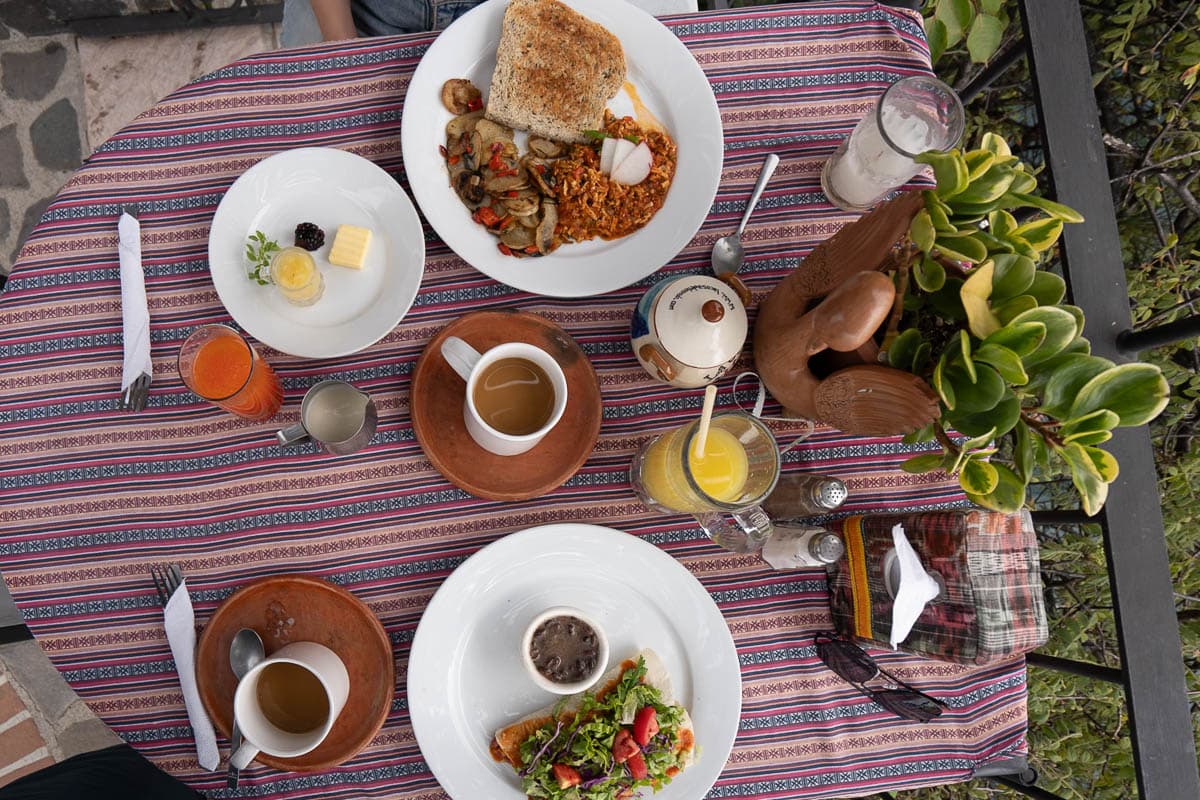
[[889, 524, 941, 648]]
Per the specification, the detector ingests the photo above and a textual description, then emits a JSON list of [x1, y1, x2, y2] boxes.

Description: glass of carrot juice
[[177, 324, 283, 421]]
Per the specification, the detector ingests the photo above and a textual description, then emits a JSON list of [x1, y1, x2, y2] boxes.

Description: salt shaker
[[763, 473, 848, 518], [762, 525, 846, 569]]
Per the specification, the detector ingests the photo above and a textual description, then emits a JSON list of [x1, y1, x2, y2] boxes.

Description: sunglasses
[[813, 631, 948, 722]]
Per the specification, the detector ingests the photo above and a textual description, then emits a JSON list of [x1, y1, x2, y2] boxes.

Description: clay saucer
[[195, 574, 393, 772], [411, 309, 602, 501]]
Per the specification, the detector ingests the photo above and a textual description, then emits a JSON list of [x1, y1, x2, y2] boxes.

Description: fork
[[150, 563, 184, 603], [119, 372, 151, 412]]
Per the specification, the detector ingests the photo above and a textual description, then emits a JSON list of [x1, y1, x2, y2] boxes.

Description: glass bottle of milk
[[822, 76, 964, 212]]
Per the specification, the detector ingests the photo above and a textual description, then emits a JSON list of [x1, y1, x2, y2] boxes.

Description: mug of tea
[[276, 380, 378, 456], [440, 337, 567, 456], [229, 642, 350, 769]]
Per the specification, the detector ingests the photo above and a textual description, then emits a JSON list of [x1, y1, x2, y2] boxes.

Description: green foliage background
[[732, 0, 1199, 795]]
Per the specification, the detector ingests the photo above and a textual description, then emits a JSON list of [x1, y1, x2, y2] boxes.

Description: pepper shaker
[[763, 472, 848, 518]]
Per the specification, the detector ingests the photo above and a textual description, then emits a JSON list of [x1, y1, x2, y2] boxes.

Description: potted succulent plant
[[753, 134, 1169, 517]]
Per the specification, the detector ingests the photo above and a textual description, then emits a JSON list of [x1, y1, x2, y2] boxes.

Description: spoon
[[227, 628, 264, 788], [711, 153, 780, 299]]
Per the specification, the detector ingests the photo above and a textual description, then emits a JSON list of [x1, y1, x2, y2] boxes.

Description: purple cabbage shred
[[520, 721, 564, 777]]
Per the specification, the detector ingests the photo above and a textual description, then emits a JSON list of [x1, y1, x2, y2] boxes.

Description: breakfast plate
[[208, 147, 425, 359], [401, 0, 723, 298], [407, 523, 742, 799]]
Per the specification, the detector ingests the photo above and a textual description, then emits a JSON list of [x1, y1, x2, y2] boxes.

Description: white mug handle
[[440, 336, 481, 382], [231, 740, 260, 771]]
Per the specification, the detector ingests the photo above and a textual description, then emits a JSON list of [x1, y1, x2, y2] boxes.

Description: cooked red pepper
[[495, 168, 518, 178], [627, 752, 648, 781], [475, 207, 502, 227], [633, 706, 659, 746], [612, 729, 640, 764], [523, 245, 540, 255], [447, 154, 460, 165], [488, 153, 505, 171], [466, 97, 483, 112], [498, 216, 515, 230], [504, 190, 519, 197], [551, 764, 581, 789]]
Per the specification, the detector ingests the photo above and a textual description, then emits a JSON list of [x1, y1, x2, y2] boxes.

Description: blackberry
[[293, 222, 325, 251]]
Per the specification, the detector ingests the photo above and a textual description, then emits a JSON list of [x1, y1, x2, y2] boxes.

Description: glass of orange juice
[[631, 412, 780, 553], [177, 324, 283, 421]]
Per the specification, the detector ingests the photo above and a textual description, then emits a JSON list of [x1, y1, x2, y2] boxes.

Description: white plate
[[208, 147, 425, 359], [408, 524, 741, 799], [401, 0, 723, 298]]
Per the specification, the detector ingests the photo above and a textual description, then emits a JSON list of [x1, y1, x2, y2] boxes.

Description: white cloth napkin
[[889, 524, 942, 649], [163, 580, 219, 770], [118, 211, 153, 391]]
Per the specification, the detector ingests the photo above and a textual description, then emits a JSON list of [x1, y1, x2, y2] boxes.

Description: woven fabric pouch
[[827, 509, 1048, 665]]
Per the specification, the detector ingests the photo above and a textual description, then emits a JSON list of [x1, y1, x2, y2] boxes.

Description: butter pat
[[328, 224, 372, 269]]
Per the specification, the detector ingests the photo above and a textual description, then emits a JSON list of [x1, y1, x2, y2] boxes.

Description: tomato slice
[[552, 764, 582, 789], [632, 706, 659, 746], [612, 729, 640, 764], [627, 752, 648, 781]]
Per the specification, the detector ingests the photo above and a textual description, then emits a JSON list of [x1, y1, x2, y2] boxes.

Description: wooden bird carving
[[753, 191, 941, 437]]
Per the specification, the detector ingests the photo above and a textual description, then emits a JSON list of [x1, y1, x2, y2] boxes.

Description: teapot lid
[[652, 275, 748, 368]]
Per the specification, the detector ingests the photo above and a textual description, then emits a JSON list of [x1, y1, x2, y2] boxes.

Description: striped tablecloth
[[0, 3, 1029, 798]]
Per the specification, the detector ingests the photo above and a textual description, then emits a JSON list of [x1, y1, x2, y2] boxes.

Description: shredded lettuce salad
[[515, 657, 691, 800]]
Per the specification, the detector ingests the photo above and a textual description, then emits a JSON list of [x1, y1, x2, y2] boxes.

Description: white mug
[[439, 337, 568, 456], [230, 642, 349, 769]]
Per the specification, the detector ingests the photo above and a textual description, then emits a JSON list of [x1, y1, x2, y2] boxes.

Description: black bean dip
[[529, 615, 600, 684]]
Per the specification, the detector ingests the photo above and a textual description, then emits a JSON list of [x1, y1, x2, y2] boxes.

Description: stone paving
[[0, 20, 277, 277], [0, 27, 89, 276]]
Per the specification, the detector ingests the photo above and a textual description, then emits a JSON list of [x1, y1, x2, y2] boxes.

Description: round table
[[0, 3, 1029, 798]]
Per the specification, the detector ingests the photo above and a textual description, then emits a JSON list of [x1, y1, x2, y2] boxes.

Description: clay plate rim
[[411, 309, 603, 501], [195, 574, 393, 772]]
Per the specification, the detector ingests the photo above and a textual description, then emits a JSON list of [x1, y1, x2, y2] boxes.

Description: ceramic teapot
[[631, 275, 748, 388]]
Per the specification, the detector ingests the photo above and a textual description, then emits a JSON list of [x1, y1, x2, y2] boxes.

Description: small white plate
[[208, 147, 425, 359], [401, 0, 723, 298], [408, 523, 741, 799]]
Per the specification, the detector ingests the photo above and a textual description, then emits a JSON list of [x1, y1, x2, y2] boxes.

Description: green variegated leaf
[[935, 232, 989, 264], [961, 261, 1001, 338], [965, 462, 1026, 513], [933, 352, 955, 410], [979, 133, 1011, 158], [1007, 171, 1038, 195], [1069, 363, 1171, 427], [927, 200, 953, 232], [901, 452, 945, 474], [1060, 443, 1110, 516], [1082, 445, 1119, 482], [909, 209, 936, 253], [964, 150, 996, 180], [913, 255, 946, 292], [987, 209, 1018, 238], [887, 328, 922, 371], [1013, 420, 1035, 481], [975, 229, 1016, 256], [960, 458, 999, 494], [984, 321, 1046, 357], [959, 330, 977, 382], [1006, 234, 1038, 259], [1022, 338, 1092, 393], [994, 295, 1039, 325], [917, 150, 969, 198], [1007, 306, 1080, 367], [989, 253, 1036, 303], [1012, 217, 1064, 252], [1006, 192, 1085, 223], [1040, 355, 1116, 419], [1060, 409, 1120, 446], [1060, 304, 1085, 338], [961, 426, 998, 451], [948, 394, 1020, 438], [974, 342, 1029, 385], [945, 363, 1005, 412], [912, 341, 932, 374], [1062, 429, 1113, 446], [1027, 271, 1067, 305], [953, 163, 1016, 204], [901, 424, 936, 445]]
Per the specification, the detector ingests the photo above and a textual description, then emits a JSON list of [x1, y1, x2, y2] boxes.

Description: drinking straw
[[692, 384, 718, 459]]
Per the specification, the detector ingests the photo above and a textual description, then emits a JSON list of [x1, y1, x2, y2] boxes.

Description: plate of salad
[[407, 524, 741, 799]]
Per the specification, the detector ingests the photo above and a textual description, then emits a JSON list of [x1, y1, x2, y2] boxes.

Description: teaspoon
[[227, 628, 264, 788]]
